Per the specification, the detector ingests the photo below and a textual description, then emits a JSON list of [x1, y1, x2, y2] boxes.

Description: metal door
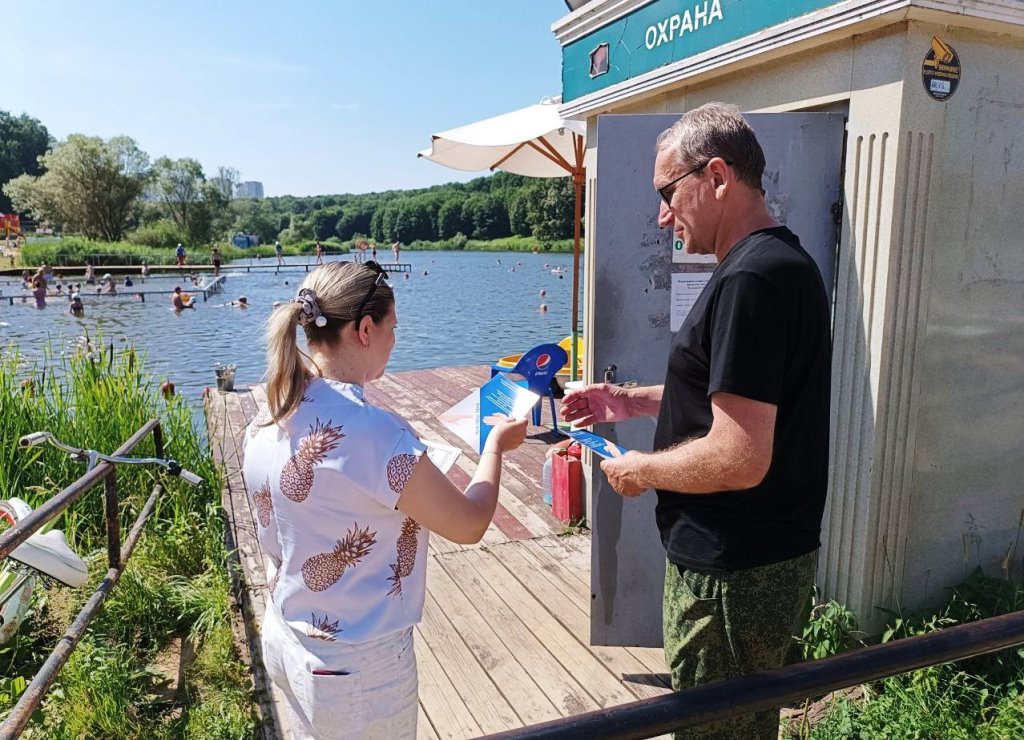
[[590, 112, 844, 646]]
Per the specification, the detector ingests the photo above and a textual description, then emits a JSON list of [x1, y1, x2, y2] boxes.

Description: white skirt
[[261, 604, 418, 740]]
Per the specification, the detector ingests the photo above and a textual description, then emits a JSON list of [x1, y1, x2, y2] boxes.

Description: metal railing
[[1, 274, 227, 306], [480, 608, 1024, 739], [0, 420, 168, 739]]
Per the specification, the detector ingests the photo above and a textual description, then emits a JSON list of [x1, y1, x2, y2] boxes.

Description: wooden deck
[[205, 365, 671, 739]]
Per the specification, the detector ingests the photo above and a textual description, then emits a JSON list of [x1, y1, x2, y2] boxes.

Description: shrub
[[127, 219, 187, 249], [19, 237, 169, 267]]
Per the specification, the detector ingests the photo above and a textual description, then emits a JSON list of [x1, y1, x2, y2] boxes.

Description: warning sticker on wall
[[922, 36, 961, 101], [670, 272, 713, 331]]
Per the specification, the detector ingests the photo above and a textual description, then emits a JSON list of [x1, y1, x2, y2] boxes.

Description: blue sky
[[6, 1, 568, 197]]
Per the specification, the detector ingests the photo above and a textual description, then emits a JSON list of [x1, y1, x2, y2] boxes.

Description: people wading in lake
[[243, 261, 527, 739], [171, 286, 195, 312]]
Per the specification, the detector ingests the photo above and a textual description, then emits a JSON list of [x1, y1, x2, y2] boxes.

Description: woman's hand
[[485, 415, 528, 454]]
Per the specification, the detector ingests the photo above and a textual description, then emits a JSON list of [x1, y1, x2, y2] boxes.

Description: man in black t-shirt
[[561, 103, 831, 739]]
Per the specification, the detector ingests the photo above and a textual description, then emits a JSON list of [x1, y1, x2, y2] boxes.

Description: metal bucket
[[214, 364, 237, 393]]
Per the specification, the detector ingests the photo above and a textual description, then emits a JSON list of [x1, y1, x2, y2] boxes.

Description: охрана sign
[[562, 0, 838, 102]]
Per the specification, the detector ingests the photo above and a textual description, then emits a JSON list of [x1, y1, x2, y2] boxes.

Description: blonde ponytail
[[264, 302, 311, 424], [261, 261, 395, 425]]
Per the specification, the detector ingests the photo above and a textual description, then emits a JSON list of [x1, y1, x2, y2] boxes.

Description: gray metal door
[[590, 112, 844, 646]]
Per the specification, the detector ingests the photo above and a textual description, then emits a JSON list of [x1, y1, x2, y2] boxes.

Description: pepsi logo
[[536, 354, 551, 371]]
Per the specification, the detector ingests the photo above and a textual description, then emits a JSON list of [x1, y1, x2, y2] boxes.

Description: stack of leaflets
[[566, 429, 629, 459]]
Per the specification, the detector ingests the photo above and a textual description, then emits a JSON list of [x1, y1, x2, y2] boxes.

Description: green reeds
[[792, 570, 1024, 739], [0, 337, 258, 737]]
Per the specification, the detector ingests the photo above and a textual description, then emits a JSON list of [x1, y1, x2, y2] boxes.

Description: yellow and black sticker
[[922, 36, 961, 101]]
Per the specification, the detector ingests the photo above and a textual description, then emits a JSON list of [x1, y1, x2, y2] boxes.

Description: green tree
[[0, 111, 52, 213], [507, 190, 532, 237], [288, 211, 314, 240], [372, 201, 399, 243], [230, 199, 280, 244], [4, 134, 150, 241], [436, 198, 467, 239], [211, 165, 240, 199], [153, 157, 207, 242], [463, 193, 509, 240], [531, 178, 575, 241], [310, 206, 344, 240], [393, 199, 432, 243], [335, 202, 374, 240]]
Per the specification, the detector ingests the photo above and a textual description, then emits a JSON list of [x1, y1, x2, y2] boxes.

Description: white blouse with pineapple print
[[243, 377, 428, 647]]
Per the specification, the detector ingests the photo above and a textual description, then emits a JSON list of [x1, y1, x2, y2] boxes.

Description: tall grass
[[11, 234, 572, 269], [404, 235, 576, 252], [793, 569, 1024, 739], [0, 338, 258, 738]]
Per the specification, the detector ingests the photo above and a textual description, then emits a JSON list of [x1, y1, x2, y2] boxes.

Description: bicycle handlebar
[[18, 431, 51, 448], [18, 431, 204, 487]]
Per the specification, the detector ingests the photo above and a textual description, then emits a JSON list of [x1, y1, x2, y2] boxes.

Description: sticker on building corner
[[672, 238, 717, 264], [922, 37, 961, 101]]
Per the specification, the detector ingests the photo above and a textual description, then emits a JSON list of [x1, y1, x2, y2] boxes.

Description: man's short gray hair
[[656, 102, 766, 191]]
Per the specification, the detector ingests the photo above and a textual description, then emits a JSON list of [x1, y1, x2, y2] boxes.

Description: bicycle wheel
[[0, 498, 36, 644]]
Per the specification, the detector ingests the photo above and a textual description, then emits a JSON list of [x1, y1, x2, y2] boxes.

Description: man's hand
[[560, 383, 634, 427], [600, 452, 648, 497]]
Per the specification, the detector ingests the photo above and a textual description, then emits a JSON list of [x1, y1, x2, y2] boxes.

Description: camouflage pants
[[663, 550, 817, 740]]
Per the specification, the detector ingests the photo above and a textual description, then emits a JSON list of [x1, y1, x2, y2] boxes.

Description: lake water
[[0, 251, 583, 406]]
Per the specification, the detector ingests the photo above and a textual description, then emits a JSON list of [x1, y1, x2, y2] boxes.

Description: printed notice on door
[[671, 272, 713, 331]]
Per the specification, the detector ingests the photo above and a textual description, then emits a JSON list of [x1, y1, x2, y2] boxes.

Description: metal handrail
[[0, 419, 161, 561], [480, 608, 1024, 739], [0, 420, 174, 739]]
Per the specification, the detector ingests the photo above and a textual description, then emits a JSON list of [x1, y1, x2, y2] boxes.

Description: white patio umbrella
[[418, 97, 586, 381]]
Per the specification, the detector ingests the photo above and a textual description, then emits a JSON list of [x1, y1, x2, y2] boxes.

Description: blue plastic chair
[[491, 343, 568, 432]]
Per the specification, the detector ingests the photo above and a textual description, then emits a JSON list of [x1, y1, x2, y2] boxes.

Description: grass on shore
[[9, 234, 575, 269], [789, 569, 1024, 739], [0, 339, 259, 738]]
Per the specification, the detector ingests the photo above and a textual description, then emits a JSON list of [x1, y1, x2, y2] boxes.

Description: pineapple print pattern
[[306, 612, 342, 641], [387, 454, 418, 495], [302, 523, 377, 592], [280, 418, 345, 502], [387, 517, 421, 597], [268, 569, 280, 596], [253, 480, 273, 528]]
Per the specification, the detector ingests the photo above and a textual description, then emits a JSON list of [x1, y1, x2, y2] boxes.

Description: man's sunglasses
[[354, 261, 392, 319], [657, 159, 732, 205]]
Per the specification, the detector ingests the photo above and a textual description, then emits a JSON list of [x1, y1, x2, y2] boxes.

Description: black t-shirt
[[653, 226, 831, 572]]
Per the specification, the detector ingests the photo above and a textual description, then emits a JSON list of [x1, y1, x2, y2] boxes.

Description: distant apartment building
[[209, 176, 234, 198], [235, 181, 264, 199]]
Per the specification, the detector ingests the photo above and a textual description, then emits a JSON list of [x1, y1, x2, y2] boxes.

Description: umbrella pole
[[571, 169, 583, 383]]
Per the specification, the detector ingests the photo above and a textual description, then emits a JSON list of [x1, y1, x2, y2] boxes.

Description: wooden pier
[[205, 365, 671, 739], [1, 274, 228, 306], [0, 259, 413, 279]]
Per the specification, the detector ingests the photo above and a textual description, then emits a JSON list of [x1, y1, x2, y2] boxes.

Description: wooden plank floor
[[206, 365, 671, 739]]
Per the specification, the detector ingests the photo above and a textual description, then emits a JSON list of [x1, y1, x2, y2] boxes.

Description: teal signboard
[[562, 0, 838, 102]]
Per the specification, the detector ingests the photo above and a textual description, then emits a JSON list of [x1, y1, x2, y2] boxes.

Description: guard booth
[[551, 0, 1024, 644]]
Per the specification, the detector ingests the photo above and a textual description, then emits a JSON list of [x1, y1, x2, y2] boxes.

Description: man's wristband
[[481, 450, 502, 459]]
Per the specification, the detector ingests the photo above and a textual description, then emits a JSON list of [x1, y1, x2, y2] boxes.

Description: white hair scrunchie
[[294, 288, 327, 328]]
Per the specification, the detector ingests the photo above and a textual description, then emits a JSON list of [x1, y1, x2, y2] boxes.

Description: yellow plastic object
[[558, 335, 584, 364], [496, 338, 584, 379]]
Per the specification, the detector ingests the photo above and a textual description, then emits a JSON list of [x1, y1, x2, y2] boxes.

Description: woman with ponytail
[[243, 261, 527, 739]]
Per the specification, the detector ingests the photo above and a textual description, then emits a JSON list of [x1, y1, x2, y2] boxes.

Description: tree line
[[1, 108, 578, 249]]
